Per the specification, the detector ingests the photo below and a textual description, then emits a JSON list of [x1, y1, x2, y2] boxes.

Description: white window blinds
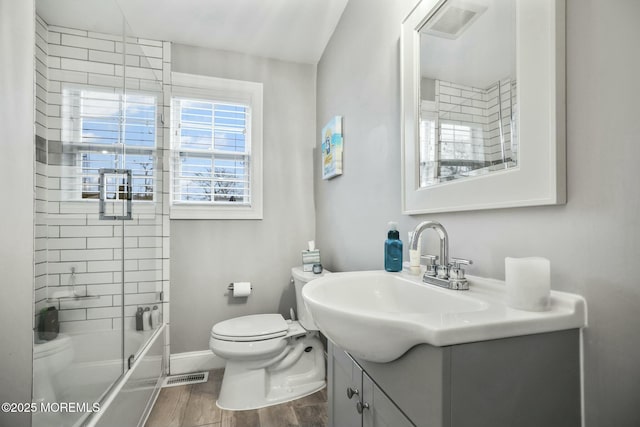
[[171, 98, 251, 205], [61, 87, 157, 201]]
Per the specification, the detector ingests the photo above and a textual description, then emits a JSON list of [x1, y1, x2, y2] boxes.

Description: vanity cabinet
[[329, 341, 413, 427], [328, 329, 581, 427]]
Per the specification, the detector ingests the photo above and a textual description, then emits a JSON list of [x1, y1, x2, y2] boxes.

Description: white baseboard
[[169, 350, 225, 375]]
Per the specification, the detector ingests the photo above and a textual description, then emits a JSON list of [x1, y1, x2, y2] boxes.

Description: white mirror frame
[[401, 0, 566, 214]]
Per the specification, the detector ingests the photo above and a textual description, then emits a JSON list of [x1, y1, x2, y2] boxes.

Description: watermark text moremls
[[1, 401, 100, 413]]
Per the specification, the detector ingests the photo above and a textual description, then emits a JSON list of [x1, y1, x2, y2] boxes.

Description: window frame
[[169, 72, 263, 220]]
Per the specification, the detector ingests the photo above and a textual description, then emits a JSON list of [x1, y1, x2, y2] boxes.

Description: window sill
[[169, 203, 263, 220]]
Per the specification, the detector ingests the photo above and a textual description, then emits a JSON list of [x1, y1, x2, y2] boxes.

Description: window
[[419, 101, 438, 187], [172, 99, 249, 203], [61, 86, 157, 202], [438, 121, 485, 179], [170, 73, 263, 220]]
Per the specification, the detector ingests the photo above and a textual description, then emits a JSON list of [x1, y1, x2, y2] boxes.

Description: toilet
[[209, 267, 328, 411]]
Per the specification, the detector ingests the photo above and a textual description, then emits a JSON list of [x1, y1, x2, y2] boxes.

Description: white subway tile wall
[[34, 15, 49, 330], [34, 16, 171, 343], [434, 78, 517, 164]]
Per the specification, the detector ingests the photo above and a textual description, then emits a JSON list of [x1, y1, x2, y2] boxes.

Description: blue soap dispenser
[[385, 222, 403, 272]]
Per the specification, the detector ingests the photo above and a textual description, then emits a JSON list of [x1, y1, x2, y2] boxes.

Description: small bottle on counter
[[384, 222, 403, 272]]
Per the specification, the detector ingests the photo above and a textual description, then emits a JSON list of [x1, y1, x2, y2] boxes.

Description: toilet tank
[[292, 266, 330, 331]]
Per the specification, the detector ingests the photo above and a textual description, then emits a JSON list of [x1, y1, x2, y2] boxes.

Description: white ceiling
[[36, 0, 349, 64], [420, 0, 515, 89]]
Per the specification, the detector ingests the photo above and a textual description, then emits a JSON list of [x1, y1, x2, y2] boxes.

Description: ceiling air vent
[[421, 0, 488, 39]]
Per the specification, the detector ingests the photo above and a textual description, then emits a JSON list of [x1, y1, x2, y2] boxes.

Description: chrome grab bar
[[47, 295, 101, 302]]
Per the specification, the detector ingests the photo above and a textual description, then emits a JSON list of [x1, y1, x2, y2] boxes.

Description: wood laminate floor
[[145, 369, 328, 427]]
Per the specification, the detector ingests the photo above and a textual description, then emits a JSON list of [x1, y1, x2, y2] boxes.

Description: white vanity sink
[[302, 271, 586, 363]]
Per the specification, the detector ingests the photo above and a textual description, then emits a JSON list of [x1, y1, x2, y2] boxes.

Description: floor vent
[[162, 372, 209, 388]]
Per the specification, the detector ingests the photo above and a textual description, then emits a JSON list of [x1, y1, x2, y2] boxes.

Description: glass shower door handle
[[128, 354, 135, 370], [99, 168, 133, 220]]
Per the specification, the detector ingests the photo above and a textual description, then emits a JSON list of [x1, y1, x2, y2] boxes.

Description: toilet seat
[[210, 334, 288, 361], [211, 313, 288, 342]]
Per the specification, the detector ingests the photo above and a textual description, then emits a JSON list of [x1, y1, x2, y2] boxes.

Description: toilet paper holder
[[227, 283, 253, 291]]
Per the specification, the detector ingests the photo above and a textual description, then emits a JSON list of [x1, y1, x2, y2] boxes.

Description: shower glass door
[[33, 14, 128, 426], [33, 1, 166, 425], [120, 28, 166, 366]]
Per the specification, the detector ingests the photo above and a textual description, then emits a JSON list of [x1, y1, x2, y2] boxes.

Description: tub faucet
[[408, 221, 472, 290]]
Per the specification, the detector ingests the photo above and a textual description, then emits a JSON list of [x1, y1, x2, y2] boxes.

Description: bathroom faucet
[[409, 221, 449, 273], [408, 221, 472, 290]]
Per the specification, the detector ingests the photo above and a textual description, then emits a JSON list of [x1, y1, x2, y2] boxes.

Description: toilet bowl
[[209, 267, 328, 410]]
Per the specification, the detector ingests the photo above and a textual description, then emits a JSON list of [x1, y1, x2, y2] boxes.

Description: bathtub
[[33, 327, 165, 427]]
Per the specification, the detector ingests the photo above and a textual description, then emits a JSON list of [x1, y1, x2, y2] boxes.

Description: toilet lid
[[211, 314, 288, 341]]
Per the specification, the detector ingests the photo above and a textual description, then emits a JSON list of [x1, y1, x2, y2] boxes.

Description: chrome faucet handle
[[449, 258, 473, 281], [450, 258, 473, 268], [420, 254, 439, 265], [421, 254, 439, 276]]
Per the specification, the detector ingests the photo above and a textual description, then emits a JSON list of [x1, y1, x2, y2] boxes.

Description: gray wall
[[170, 45, 317, 353], [315, 0, 640, 426], [0, 0, 35, 426], [420, 77, 435, 101]]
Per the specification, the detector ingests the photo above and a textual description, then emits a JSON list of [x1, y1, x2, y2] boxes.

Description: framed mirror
[[401, 0, 565, 214]]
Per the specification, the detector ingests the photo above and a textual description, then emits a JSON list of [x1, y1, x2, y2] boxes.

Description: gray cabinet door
[[362, 373, 414, 427], [329, 341, 363, 427]]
